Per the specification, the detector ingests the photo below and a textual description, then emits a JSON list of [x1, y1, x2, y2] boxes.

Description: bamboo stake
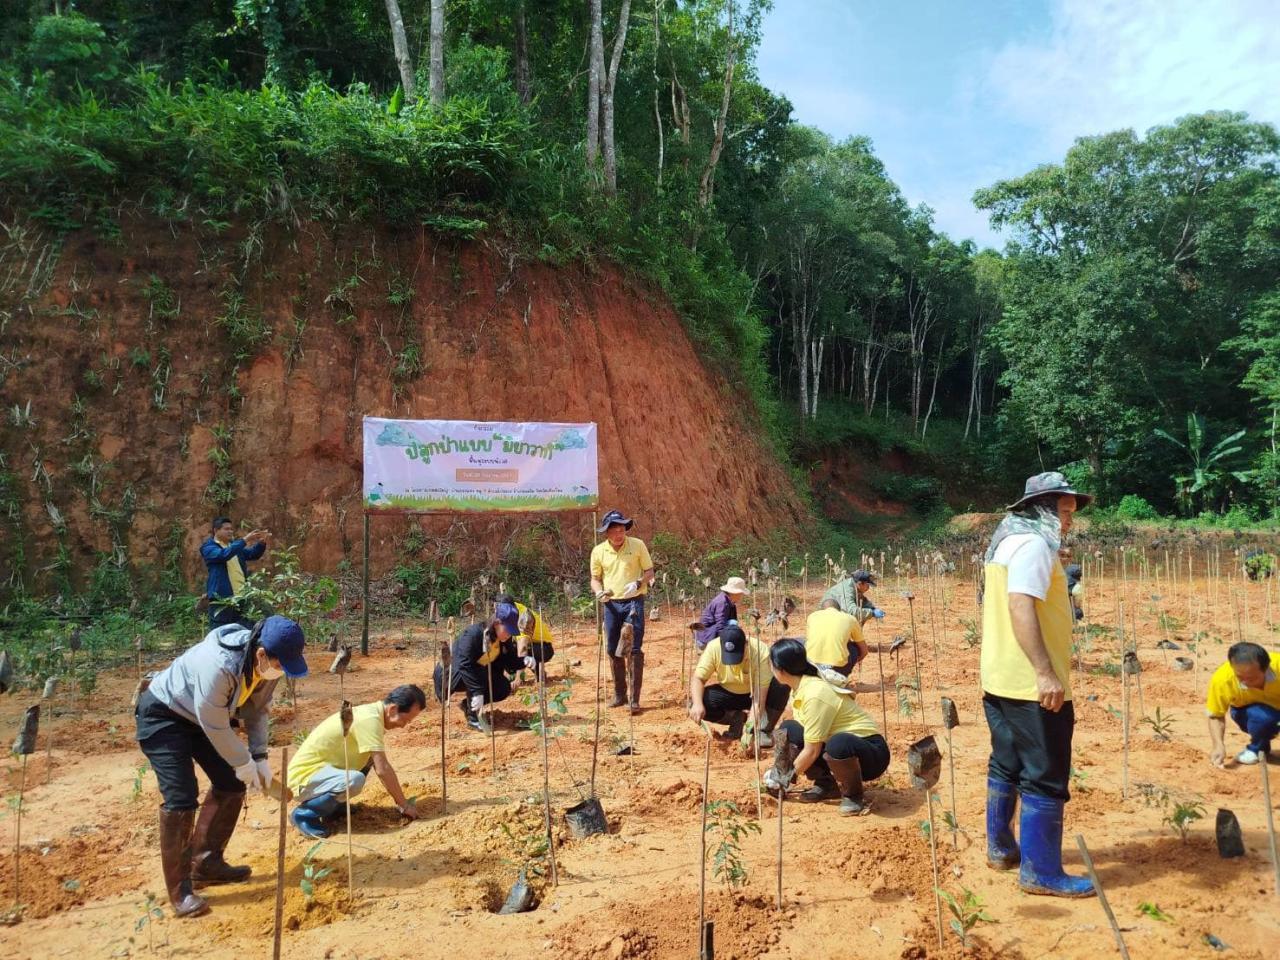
[[775, 787, 784, 911], [872, 624, 889, 735], [536, 608, 559, 887], [749, 632, 763, 823], [443, 616, 455, 815], [904, 592, 925, 723], [698, 728, 711, 958], [339, 696, 355, 900], [486, 636, 498, 777], [1075, 835, 1130, 960], [590, 513, 603, 798], [1261, 753, 1280, 896], [926, 789, 943, 951], [272, 746, 290, 960], [13, 755, 26, 907]]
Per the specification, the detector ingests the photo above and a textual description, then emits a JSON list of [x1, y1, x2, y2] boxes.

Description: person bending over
[[433, 602, 523, 732], [689, 623, 789, 747], [1206, 642, 1280, 767]]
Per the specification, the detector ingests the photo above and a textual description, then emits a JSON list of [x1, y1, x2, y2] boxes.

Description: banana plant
[[1154, 413, 1249, 514]]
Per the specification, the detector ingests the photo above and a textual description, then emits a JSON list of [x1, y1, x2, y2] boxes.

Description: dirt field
[[3, 551, 1280, 959]]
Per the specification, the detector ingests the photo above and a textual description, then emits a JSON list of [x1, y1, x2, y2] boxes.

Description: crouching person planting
[[135, 616, 309, 918], [763, 638, 890, 816], [688, 623, 789, 746], [288, 684, 427, 838]]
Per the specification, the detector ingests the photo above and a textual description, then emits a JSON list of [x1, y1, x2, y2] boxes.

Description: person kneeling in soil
[[495, 593, 556, 675], [693, 576, 751, 652], [689, 623, 789, 746], [135, 616, 309, 918], [762, 637, 889, 816], [821, 569, 885, 624], [805, 600, 901, 687], [288, 684, 427, 838], [1206, 642, 1280, 767], [433, 602, 524, 733]]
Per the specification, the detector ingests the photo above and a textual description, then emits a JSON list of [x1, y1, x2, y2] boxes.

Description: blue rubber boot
[[1017, 792, 1095, 898], [986, 776, 1020, 870], [290, 794, 340, 839]]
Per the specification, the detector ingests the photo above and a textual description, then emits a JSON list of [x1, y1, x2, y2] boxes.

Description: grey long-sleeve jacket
[[145, 624, 279, 767]]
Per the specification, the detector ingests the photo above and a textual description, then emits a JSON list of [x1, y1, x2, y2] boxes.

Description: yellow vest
[[980, 559, 1073, 701]]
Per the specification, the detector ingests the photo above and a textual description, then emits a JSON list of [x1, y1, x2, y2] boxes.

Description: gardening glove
[[594, 589, 612, 601], [469, 693, 486, 715], [872, 609, 885, 620], [234, 760, 263, 794], [763, 766, 795, 792], [254, 758, 272, 792], [523, 656, 537, 671]]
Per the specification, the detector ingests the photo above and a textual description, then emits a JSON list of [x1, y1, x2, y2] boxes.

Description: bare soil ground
[[3, 557, 1280, 959]]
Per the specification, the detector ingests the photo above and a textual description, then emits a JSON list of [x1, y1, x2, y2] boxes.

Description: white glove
[[618, 580, 641, 599], [523, 656, 537, 671], [234, 760, 262, 793], [469, 693, 486, 714], [254, 758, 272, 792]]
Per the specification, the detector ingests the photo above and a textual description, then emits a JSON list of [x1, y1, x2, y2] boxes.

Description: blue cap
[[720, 624, 747, 665], [494, 602, 521, 637], [259, 616, 308, 679], [596, 509, 634, 534]]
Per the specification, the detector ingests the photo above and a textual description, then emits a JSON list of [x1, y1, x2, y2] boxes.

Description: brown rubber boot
[[764, 737, 801, 796], [191, 789, 252, 885], [628, 651, 644, 712], [824, 753, 871, 816], [608, 656, 628, 707], [159, 808, 209, 918]]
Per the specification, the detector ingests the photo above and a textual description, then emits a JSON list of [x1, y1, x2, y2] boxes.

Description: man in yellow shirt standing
[[980, 472, 1094, 898], [1205, 642, 1280, 767], [590, 509, 655, 711], [689, 623, 788, 744], [289, 684, 426, 838]]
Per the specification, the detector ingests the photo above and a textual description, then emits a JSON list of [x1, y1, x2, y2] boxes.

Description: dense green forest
[[2, 2, 1278, 521]]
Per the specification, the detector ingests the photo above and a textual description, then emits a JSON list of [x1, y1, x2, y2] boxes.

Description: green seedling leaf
[[1138, 901, 1173, 922]]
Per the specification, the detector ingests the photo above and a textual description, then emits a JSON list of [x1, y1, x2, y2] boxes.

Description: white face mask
[[256, 650, 284, 680]]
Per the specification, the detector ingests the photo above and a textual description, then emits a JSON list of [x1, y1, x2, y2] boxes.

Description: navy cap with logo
[[720, 622, 747, 665], [596, 509, 635, 534], [259, 615, 308, 679], [494, 602, 521, 637]]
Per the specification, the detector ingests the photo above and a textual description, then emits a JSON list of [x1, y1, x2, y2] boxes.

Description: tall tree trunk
[[384, 0, 416, 101], [809, 334, 825, 418], [515, 1, 532, 104], [698, 0, 737, 209], [651, 0, 664, 186], [428, 0, 445, 105], [921, 331, 946, 439], [586, 0, 604, 171], [601, 0, 632, 195], [670, 67, 691, 170]]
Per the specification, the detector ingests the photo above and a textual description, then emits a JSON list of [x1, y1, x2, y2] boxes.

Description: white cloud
[[984, 0, 1280, 154]]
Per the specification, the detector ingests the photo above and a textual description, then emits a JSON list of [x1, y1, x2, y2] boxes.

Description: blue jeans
[[1231, 702, 1280, 754], [603, 597, 645, 656]]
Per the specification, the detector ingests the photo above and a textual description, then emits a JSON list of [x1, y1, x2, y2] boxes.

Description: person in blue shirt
[[200, 517, 268, 628]]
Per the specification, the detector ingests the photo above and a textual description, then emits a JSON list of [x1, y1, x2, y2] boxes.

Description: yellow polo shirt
[[1205, 652, 1280, 717], [515, 601, 554, 647], [694, 635, 771, 696], [792, 675, 878, 743], [980, 541, 1073, 701], [590, 536, 653, 597], [289, 701, 386, 794], [804, 608, 862, 667]]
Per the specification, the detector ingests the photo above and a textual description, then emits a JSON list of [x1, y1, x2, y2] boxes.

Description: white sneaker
[[1236, 748, 1261, 765]]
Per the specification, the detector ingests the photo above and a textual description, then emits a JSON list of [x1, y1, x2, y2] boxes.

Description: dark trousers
[[702, 679, 789, 723], [1232, 702, 1280, 753], [604, 597, 645, 655], [778, 719, 891, 781], [135, 689, 244, 811], [983, 693, 1074, 801], [432, 661, 513, 707]]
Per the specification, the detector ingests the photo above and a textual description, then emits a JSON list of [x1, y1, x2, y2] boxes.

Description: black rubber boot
[[628, 651, 644, 712], [159, 808, 209, 918], [608, 656, 628, 708]]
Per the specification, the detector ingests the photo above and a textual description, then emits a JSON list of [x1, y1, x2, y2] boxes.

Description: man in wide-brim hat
[[979, 471, 1096, 898], [590, 509, 655, 711]]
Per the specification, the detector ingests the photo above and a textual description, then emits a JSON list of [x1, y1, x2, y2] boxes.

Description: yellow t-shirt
[[804, 608, 862, 667], [1205, 652, 1280, 717], [791, 675, 878, 743], [288, 701, 386, 794], [515, 601, 554, 647], [227, 554, 246, 596], [694, 635, 771, 696], [590, 536, 653, 597], [979, 554, 1074, 701]]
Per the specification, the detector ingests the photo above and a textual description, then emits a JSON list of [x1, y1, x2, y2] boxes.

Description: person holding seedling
[[821, 569, 885, 623], [135, 616, 309, 917], [200, 516, 269, 628], [590, 508, 655, 710], [689, 622, 788, 745], [1205, 641, 1280, 767], [289, 684, 427, 838], [433, 601, 524, 732], [762, 637, 889, 815], [980, 471, 1095, 898], [694, 576, 750, 651]]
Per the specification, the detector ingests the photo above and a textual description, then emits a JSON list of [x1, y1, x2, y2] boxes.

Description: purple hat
[[494, 602, 521, 637], [259, 615, 308, 679], [1007, 471, 1094, 511]]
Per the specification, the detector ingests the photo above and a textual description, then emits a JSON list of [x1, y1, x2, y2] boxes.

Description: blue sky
[[755, 0, 1280, 248]]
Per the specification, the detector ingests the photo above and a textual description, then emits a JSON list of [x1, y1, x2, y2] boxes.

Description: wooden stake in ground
[[775, 786, 784, 911], [272, 745, 290, 960], [439, 625, 451, 815], [42, 676, 57, 786], [872, 626, 889, 734], [698, 726, 712, 960], [485, 625, 499, 777], [1260, 752, 1280, 896], [1121, 642, 1131, 801], [590, 525, 605, 797], [941, 697, 960, 850], [330, 646, 355, 900], [926, 789, 943, 951], [536, 607, 559, 886], [903, 592, 926, 722], [1075, 834, 1130, 960], [11, 704, 38, 907]]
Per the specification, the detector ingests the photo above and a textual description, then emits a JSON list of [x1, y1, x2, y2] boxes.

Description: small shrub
[[937, 886, 997, 947], [1113, 494, 1159, 520], [704, 799, 760, 890], [1163, 799, 1206, 842]]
